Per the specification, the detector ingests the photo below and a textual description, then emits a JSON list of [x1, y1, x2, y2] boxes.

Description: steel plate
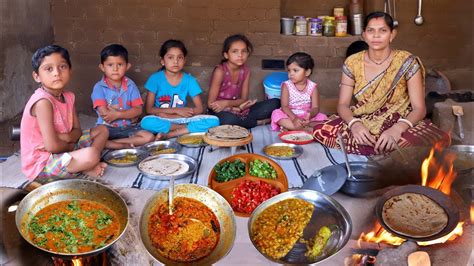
[[177, 132, 207, 148], [103, 148, 147, 167], [248, 190, 352, 265], [143, 140, 181, 155], [262, 143, 303, 160], [137, 154, 197, 180]]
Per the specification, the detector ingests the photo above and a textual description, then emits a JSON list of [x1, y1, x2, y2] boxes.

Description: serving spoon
[[337, 133, 353, 179], [414, 0, 424, 25]]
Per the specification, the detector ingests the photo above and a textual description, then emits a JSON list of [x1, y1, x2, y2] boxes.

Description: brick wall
[[49, 0, 472, 115]]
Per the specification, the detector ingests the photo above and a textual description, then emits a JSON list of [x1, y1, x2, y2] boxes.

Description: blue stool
[[263, 72, 288, 99]]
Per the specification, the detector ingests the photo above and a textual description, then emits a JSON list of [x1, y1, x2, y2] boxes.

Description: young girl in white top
[[271, 52, 327, 131]]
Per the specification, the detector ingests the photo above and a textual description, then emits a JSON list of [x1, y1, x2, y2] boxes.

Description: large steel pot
[[15, 179, 129, 259], [140, 184, 236, 265]]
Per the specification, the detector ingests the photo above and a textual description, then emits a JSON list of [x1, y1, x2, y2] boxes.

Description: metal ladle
[[337, 133, 352, 178], [168, 175, 175, 214], [414, 0, 424, 25]]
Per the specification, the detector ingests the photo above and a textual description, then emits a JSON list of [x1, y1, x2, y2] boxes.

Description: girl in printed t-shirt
[[140, 40, 219, 139], [207, 34, 280, 128], [271, 52, 327, 132]]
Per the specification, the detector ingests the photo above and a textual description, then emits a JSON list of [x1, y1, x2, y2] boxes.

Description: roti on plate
[[207, 125, 249, 140], [382, 192, 448, 238], [139, 158, 189, 176]]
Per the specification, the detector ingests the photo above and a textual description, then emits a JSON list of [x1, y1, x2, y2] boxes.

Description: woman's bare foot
[[83, 162, 107, 177]]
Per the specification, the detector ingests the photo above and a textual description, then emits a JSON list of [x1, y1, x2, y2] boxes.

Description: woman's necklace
[[367, 50, 392, 65]]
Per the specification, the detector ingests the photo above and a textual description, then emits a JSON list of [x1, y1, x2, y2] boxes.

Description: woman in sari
[[313, 12, 448, 156]]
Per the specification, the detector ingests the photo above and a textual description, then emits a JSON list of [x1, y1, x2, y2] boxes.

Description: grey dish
[[177, 132, 207, 148], [137, 154, 197, 180], [262, 143, 303, 160], [143, 140, 182, 155], [248, 189, 352, 265], [103, 148, 148, 167]]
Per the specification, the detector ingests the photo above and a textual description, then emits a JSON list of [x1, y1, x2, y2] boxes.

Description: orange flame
[[72, 259, 82, 266], [358, 143, 463, 246], [420, 142, 457, 195], [471, 204, 474, 224]]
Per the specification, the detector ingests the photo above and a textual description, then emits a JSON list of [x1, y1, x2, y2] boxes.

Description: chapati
[[382, 192, 448, 238], [139, 158, 190, 176], [207, 125, 249, 140]]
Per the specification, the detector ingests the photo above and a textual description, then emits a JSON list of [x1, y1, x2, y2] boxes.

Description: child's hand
[[209, 101, 226, 113], [239, 99, 257, 110], [292, 117, 304, 128], [175, 107, 194, 118], [102, 107, 119, 123]]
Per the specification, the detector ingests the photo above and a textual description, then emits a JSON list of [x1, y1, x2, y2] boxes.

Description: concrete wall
[[0, 0, 53, 122], [1, 0, 472, 121]]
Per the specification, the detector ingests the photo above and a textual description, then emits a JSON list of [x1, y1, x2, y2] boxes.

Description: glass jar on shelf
[[323, 16, 335, 37]]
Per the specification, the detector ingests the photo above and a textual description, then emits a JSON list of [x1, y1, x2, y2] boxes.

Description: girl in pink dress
[[208, 34, 280, 128], [271, 52, 327, 131]]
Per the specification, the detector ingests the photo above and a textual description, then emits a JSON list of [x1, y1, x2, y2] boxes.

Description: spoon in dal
[[169, 175, 175, 215]]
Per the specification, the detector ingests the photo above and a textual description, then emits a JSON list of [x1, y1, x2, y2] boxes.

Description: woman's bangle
[[347, 118, 362, 129], [398, 118, 414, 128]]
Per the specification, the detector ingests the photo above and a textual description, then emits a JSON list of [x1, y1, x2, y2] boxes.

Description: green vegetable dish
[[214, 159, 246, 182], [249, 159, 277, 179]]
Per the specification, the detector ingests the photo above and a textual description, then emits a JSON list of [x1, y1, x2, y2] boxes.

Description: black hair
[[100, 44, 128, 63], [32, 45, 71, 73], [346, 40, 369, 58], [221, 34, 253, 63], [364, 11, 395, 31], [286, 52, 314, 72], [159, 39, 188, 58]]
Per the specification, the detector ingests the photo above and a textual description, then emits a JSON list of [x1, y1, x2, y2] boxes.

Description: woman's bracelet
[[347, 118, 362, 129], [397, 118, 414, 128]]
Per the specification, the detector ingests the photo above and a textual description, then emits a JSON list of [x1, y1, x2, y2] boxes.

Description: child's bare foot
[[83, 162, 107, 177], [154, 133, 167, 141]]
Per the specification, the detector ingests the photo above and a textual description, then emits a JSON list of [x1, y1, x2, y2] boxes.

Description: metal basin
[[248, 189, 352, 265], [140, 184, 236, 265], [15, 179, 129, 259]]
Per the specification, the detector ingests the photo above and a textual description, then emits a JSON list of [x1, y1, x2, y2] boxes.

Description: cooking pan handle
[[23, 181, 42, 192]]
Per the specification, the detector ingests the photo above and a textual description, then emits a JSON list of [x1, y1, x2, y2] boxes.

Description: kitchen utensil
[[392, 137, 409, 164], [248, 189, 352, 265], [143, 140, 181, 155], [337, 133, 352, 178], [262, 142, 303, 160], [452, 105, 465, 139], [339, 161, 386, 197], [177, 132, 207, 148], [208, 153, 288, 217], [393, 0, 399, 27], [15, 179, 129, 259], [168, 176, 174, 215], [375, 185, 460, 241], [302, 164, 347, 196], [103, 148, 147, 167], [140, 184, 236, 265], [414, 0, 424, 25], [138, 154, 197, 180], [278, 130, 314, 145]]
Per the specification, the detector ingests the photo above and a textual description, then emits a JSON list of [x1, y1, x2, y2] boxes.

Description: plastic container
[[280, 17, 295, 35], [333, 7, 344, 17], [323, 16, 335, 37], [308, 18, 323, 36], [263, 72, 288, 99], [335, 16, 348, 37], [294, 16, 307, 35]]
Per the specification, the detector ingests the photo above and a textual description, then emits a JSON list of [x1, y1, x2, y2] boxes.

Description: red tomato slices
[[230, 180, 280, 214]]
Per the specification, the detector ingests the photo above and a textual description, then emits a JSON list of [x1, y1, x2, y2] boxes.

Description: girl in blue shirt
[[141, 40, 219, 139]]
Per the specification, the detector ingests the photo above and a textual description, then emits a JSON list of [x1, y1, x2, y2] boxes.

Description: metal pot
[[15, 179, 129, 259], [339, 161, 386, 197], [139, 184, 236, 265]]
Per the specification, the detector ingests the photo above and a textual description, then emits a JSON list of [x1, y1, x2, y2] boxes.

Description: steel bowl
[[140, 184, 236, 265], [15, 179, 129, 259], [262, 143, 303, 160], [248, 189, 352, 265], [143, 140, 182, 156]]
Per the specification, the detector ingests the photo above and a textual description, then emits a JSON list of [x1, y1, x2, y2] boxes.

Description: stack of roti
[[382, 192, 448, 238], [139, 158, 189, 177], [206, 125, 250, 142]]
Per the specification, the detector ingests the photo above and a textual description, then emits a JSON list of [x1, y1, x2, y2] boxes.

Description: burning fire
[[358, 144, 464, 246]]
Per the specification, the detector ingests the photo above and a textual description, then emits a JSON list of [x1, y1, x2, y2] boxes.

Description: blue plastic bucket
[[263, 72, 288, 99]]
